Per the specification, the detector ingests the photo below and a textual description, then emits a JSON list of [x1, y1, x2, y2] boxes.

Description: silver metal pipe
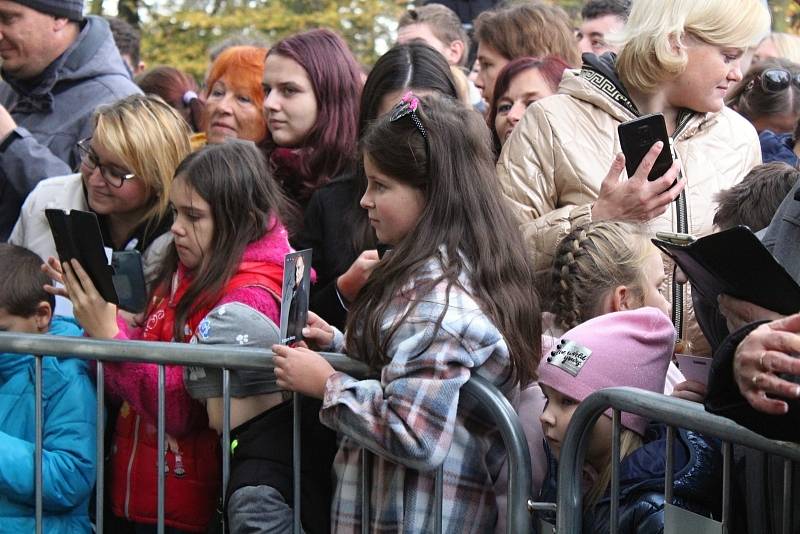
[[461, 376, 533, 534], [293, 393, 301, 534], [35, 355, 43, 534], [157, 365, 165, 534], [96, 361, 105, 534], [610, 409, 621, 534], [722, 441, 732, 533], [0, 333, 370, 376], [222, 368, 231, 532], [557, 387, 800, 532]]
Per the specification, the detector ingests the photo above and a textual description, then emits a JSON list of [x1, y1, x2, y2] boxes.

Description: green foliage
[[139, 0, 405, 81]]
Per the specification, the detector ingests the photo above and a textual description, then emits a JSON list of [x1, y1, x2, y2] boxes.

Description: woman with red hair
[[262, 29, 363, 208], [204, 45, 269, 145], [487, 56, 569, 155]]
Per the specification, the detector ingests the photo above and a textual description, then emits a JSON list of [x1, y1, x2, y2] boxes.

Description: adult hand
[[301, 311, 335, 350], [733, 313, 800, 414], [671, 380, 707, 403], [718, 294, 784, 333], [273, 344, 335, 399], [591, 143, 685, 222], [0, 104, 16, 142], [118, 310, 146, 330], [61, 259, 120, 339], [336, 250, 380, 302]]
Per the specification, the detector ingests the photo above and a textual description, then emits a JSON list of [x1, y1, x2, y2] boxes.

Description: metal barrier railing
[[0, 331, 533, 534], [555, 387, 800, 534]]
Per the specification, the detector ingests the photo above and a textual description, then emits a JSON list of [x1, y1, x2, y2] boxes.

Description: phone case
[[652, 226, 800, 316], [112, 250, 147, 313], [45, 209, 119, 305], [618, 113, 673, 181]]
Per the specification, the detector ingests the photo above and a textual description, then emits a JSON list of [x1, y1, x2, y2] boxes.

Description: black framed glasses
[[751, 68, 800, 93], [77, 138, 136, 188]]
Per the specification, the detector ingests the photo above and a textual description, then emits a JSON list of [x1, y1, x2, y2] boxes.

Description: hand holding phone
[[590, 149, 684, 222], [618, 113, 674, 181]]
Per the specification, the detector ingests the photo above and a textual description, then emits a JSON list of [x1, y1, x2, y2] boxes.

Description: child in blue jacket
[[0, 244, 96, 533], [535, 308, 723, 534]]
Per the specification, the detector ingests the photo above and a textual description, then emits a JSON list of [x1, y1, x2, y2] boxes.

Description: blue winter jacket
[[0, 317, 97, 533], [759, 130, 799, 167], [537, 424, 723, 534]]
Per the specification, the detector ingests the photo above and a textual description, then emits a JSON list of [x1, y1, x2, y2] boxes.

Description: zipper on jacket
[[670, 112, 693, 340], [124, 414, 141, 519]]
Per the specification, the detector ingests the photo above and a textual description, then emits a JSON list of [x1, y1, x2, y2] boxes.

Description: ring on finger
[[759, 351, 767, 370], [752, 373, 762, 387]]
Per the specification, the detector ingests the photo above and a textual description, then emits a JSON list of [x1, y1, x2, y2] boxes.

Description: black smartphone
[[112, 250, 148, 313], [45, 209, 119, 305], [377, 243, 393, 259], [618, 113, 673, 181]]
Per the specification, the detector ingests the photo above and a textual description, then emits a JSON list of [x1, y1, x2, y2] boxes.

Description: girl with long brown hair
[[273, 93, 541, 532]]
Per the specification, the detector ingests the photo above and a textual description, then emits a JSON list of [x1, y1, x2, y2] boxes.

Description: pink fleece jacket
[[104, 222, 292, 437]]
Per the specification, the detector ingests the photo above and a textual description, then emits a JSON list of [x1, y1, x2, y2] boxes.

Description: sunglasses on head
[[748, 68, 800, 93]]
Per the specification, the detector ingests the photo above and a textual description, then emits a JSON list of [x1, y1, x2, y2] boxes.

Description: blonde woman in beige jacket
[[497, 0, 769, 354]]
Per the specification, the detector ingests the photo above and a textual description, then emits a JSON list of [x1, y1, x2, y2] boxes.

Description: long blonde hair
[[93, 94, 192, 228], [547, 221, 653, 332], [585, 429, 644, 509], [615, 0, 770, 92]]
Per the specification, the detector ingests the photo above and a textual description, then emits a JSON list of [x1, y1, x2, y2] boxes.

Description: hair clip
[[389, 91, 427, 139], [183, 90, 198, 105]]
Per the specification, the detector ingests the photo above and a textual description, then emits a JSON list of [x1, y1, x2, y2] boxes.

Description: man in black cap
[[0, 0, 140, 239]]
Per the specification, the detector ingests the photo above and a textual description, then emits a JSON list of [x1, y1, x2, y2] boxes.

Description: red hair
[[267, 29, 363, 201], [204, 46, 269, 133]]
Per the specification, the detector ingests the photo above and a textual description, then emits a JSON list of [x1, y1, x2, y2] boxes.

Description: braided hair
[[547, 221, 652, 331]]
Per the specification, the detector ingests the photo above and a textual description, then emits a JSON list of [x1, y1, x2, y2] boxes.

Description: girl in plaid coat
[[274, 93, 542, 533]]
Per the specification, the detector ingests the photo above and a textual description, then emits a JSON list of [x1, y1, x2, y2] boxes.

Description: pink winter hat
[[537, 307, 675, 435]]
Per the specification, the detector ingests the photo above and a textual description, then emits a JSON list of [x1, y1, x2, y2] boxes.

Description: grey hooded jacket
[[0, 15, 140, 239]]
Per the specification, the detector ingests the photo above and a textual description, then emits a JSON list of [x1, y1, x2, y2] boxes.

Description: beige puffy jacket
[[497, 67, 761, 353]]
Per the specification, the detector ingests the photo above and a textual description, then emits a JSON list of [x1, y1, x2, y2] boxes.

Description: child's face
[[640, 246, 671, 318], [0, 308, 43, 334], [539, 384, 613, 470], [169, 175, 214, 271], [360, 153, 426, 246]]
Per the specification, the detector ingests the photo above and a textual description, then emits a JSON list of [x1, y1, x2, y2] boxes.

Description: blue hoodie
[[0, 317, 96, 533], [537, 424, 723, 534]]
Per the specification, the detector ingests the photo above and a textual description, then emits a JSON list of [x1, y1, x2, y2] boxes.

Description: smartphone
[[111, 250, 148, 313], [45, 209, 119, 305], [675, 354, 712, 386], [377, 243, 393, 259], [618, 113, 674, 181], [654, 231, 696, 247]]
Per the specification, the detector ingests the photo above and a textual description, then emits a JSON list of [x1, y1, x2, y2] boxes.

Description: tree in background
[[89, 0, 800, 82]]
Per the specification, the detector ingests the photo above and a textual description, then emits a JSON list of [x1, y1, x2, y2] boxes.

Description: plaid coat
[[319, 255, 517, 533]]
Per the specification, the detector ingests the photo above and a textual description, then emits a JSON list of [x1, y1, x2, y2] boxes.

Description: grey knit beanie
[[12, 0, 84, 21]]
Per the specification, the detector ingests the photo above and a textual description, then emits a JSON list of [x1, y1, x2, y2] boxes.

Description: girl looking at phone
[[46, 141, 299, 532], [273, 93, 541, 532]]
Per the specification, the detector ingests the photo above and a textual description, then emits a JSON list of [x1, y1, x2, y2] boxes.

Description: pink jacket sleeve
[[103, 317, 205, 438]]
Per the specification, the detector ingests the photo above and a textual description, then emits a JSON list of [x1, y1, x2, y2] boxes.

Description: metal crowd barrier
[[555, 387, 800, 534], [0, 331, 533, 534]]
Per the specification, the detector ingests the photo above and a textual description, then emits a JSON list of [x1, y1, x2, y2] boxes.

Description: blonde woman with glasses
[[10, 94, 192, 302]]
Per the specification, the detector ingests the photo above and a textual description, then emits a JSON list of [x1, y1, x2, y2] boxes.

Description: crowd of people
[[1, 0, 799, 532]]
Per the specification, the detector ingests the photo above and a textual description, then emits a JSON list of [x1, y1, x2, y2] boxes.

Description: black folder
[[45, 209, 119, 305], [652, 226, 800, 316]]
